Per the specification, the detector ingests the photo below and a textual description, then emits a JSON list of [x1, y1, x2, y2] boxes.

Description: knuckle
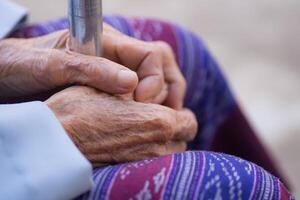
[[146, 116, 172, 142], [63, 53, 81, 71], [152, 41, 178, 66], [155, 41, 175, 58], [64, 53, 100, 82], [64, 51, 97, 71], [32, 49, 64, 84], [146, 41, 166, 55], [153, 111, 176, 140], [45, 49, 65, 71], [155, 74, 165, 86], [155, 41, 172, 52]]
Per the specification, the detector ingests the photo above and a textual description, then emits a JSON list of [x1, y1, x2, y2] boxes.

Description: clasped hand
[[47, 86, 197, 166], [0, 24, 197, 165]]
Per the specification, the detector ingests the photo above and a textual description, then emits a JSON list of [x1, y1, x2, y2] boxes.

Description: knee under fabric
[[77, 152, 292, 200]]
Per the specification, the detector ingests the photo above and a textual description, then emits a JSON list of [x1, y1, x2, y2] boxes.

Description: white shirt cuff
[[0, 101, 93, 200], [0, 0, 27, 38]]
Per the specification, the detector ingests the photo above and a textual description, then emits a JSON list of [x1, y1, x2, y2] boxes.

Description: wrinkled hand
[[0, 30, 138, 100], [46, 86, 197, 166], [102, 24, 186, 109], [0, 23, 186, 109]]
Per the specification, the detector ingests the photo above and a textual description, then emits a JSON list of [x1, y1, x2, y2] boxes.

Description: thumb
[[57, 51, 138, 94]]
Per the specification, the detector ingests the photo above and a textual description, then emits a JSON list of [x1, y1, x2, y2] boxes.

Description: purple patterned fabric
[[10, 16, 294, 199], [75, 151, 292, 200]]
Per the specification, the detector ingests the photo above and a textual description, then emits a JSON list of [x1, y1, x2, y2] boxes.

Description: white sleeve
[[0, 0, 27, 38], [0, 101, 93, 200]]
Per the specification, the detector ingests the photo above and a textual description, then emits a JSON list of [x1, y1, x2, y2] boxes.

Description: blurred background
[[13, 0, 300, 197]]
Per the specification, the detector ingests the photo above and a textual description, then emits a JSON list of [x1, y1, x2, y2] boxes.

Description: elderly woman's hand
[[0, 31, 138, 101], [46, 86, 197, 166], [102, 24, 186, 109], [0, 24, 185, 109]]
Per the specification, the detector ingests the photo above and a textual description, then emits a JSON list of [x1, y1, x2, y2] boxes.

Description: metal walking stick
[[68, 0, 102, 57]]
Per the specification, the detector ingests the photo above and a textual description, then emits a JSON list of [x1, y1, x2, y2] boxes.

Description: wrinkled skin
[[0, 24, 194, 164], [0, 24, 185, 109], [0, 30, 138, 101], [46, 86, 197, 166]]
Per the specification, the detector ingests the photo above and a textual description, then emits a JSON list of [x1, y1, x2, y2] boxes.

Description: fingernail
[[117, 70, 138, 90]]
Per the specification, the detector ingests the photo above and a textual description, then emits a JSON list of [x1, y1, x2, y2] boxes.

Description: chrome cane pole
[[68, 0, 102, 57]]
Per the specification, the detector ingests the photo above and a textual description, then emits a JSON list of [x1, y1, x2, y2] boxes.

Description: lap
[[77, 151, 291, 200]]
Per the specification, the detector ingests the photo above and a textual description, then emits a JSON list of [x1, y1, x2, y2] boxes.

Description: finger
[[156, 42, 186, 110], [102, 25, 186, 107], [55, 51, 138, 94], [103, 30, 167, 103], [164, 71, 186, 110], [102, 23, 140, 64], [152, 83, 169, 104], [135, 51, 165, 102], [172, 109, 198, 142]]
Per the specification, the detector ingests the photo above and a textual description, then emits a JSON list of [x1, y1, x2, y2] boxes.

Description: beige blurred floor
[[13, 0, 300, 197]]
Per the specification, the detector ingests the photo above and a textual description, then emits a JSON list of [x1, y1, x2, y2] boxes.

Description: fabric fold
[[0, 101, 93, 200]]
